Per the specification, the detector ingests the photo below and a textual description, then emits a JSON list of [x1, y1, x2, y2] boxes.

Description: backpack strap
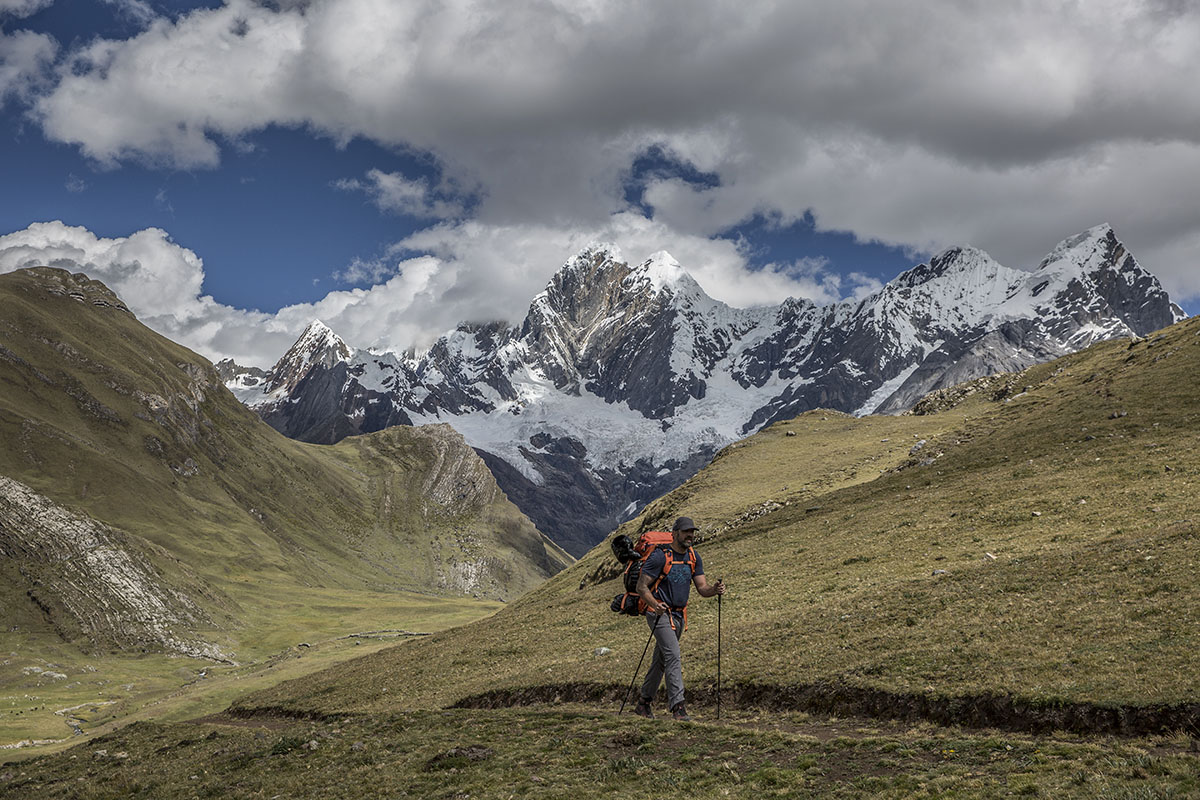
[[648, 546, 699, 631], [648, 546, 674, 594]]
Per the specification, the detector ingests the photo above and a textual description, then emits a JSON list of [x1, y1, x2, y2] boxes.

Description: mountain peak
[[292, 319, 351, 361], [1036, 223, 1119, 275], [554, 242, 624, 281], [893, 244, 1007, 290], [577, 241, 624, 263], [537, 243, 629, 300], [634, 250, 685, 290], [261, 319, 353, 396], [1032, 223, 1185, 328], [1055, 223, 1113, 252]]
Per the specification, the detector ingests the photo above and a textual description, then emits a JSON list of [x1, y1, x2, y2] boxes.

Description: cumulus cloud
[[0, 217, 873, 367], [376, 211, 881, 348], [306, 210, 885, 355], [0, 221, 294, 366], [24, 0, 1200, 306]]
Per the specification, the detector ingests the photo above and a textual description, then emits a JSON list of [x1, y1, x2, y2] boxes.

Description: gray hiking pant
[[640, 612, 684, 709]]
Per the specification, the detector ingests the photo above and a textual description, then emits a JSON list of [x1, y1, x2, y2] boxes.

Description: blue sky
[[3, 109, 440, 310], [2, 1, 1199, 366]]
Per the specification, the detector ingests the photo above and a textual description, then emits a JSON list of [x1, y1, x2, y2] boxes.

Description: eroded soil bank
[[449, 680, 1200, 737]]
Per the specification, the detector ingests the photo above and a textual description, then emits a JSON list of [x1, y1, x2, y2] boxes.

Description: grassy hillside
[[236, 315, 1199, 720], [0, 268, 570, 746], [5, 294, 1199, 797]]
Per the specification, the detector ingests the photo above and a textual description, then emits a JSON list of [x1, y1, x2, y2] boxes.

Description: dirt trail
[[449, 680, 1200, 739]]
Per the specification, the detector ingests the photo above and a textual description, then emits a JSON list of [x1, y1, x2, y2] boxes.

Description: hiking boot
[[671, 702, 691, 721], [634, 699, 653, 718]]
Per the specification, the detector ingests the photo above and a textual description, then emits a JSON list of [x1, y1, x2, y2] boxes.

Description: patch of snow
[[639, 251, 687, 293], [353, 352, 407, 394], [853, 361, 924, 417]]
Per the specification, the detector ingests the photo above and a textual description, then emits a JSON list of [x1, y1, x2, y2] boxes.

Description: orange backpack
[[609, 531, 698, 623]]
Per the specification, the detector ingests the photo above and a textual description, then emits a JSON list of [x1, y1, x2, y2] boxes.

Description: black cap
[[672, 516, 697, 532]]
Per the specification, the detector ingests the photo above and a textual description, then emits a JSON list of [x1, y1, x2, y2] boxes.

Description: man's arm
[[637, 569, 667, 614], [693, 573, 726, 598]]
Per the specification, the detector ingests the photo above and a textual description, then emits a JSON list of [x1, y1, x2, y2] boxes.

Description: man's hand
[[694, 574, 726, 598]]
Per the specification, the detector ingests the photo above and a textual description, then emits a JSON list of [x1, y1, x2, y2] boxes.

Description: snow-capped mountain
[[225, 224, 1183, 555]]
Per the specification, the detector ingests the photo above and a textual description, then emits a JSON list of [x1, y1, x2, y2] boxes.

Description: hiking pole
[[620, 613, 661, 714], [717, 580, 722, 721]]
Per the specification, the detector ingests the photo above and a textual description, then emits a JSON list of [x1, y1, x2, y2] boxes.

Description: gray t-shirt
[[641, 546, 704, 610]]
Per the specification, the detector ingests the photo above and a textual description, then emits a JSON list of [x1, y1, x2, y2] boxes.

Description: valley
[[0, 267, 567, 747]]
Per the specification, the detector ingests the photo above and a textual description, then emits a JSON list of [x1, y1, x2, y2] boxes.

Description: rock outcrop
[[0, 476, 232, 661]]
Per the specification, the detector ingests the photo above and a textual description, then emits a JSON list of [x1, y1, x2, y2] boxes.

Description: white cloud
[[846, 272, 884, 302], [334, 169, 465, 220], [36, 2, 307, 168], [0, 0, 52, 19], [0, 29, 56, 104], [25, 0, 1200, 305], [0, 217, 867, 368], [332, 256, 394, 285], [0, 221, 294, 367], [377, 211, 871, 345]]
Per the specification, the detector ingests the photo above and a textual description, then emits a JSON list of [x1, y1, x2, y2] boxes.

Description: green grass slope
[[6, 291, 1200, 799], [0, 268, 570, 745], [238, 315, 1199, 724]]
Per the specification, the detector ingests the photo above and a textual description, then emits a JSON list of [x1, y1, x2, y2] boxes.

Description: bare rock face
[[0, 476, 232, 662], [21, 268, 132, 314], [417, 423, 501, 510]]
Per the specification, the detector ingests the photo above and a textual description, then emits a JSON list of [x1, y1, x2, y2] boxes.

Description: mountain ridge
[[225, 225, 1184, 554]]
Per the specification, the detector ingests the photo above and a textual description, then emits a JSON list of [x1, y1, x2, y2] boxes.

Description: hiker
[[634, 516, 725, 721]]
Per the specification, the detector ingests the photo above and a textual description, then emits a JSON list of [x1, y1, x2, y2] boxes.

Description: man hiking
[[635, 516, 726, 721]]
